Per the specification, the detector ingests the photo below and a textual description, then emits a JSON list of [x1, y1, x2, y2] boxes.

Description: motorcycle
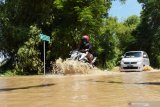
[[69, 49, 97, 65]]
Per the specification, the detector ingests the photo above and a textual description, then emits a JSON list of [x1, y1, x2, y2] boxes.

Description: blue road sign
[[40, 33, 50, 42]]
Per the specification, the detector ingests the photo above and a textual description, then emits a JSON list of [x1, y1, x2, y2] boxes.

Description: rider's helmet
[[82, 35, 90, 42]]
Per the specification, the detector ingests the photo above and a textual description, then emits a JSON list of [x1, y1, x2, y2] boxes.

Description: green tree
[[16, 26, 43, 75], [0, 0, 129, 74], [96, 15, 139, 69], [120, 15, 140, 51], [136, 0, 160, 68]]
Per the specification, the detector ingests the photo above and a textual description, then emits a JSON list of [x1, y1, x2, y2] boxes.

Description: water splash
[[52, 58, 93, 75]]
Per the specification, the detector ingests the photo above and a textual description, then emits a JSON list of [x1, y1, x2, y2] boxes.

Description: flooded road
[[0, 71, 160, 107]]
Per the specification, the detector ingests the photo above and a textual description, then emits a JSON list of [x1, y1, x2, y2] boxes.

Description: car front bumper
[[120, 63, 143, 72]]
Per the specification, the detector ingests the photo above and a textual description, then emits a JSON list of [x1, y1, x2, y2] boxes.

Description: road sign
[[39, 33, 51, 75], [40, 33, 50, 42]]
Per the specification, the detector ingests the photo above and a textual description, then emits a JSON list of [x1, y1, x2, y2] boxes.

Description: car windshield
[[124, 52, 142, 58]]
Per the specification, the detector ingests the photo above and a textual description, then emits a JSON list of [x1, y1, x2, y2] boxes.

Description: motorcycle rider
[[78, 35, 94, 64]]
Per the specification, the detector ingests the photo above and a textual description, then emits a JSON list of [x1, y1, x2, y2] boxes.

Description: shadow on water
[[108, 81, 160, 86], [0, 83, 55, 92], [84, 79, 160, 86], [137, 82, 160, 85]]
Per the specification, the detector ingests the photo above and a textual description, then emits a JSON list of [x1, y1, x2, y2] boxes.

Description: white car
[[0, 52, 11, 67], [120, 51, 150, 72]]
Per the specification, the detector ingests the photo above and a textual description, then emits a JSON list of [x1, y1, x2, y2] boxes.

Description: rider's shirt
[[79, 40, 92, 53]]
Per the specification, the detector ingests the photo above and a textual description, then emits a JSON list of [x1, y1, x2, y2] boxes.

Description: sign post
[[39, 33, 50, 75], [43, 41, 46, 75]]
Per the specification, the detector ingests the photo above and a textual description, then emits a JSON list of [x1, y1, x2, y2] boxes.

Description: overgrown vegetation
[[0, 0, 159, 75], [135, 0, 160, 68]]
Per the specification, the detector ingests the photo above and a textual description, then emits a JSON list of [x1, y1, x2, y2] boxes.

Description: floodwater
[[0, 71, 160, 107]]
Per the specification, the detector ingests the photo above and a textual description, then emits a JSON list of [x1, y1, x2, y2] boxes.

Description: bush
[[15, 26, 43, 75]]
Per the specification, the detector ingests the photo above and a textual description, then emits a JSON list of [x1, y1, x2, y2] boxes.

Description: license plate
[[127, 65, 133, 67]]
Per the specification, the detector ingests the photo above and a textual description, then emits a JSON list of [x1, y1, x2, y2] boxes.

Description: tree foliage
[[1, 0, 148, 74], [15, 26, 43, 75], [136, 0, 160, 68], [97, 16, 139, 69]]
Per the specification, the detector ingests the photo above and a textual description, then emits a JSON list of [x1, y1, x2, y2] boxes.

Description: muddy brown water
[[0, 71, 160, 107]]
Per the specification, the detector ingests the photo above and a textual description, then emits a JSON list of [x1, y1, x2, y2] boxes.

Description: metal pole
[[43, 41, 45, 75]]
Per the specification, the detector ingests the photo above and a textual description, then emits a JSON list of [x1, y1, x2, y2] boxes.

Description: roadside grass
[[0, 70, 16, 76]]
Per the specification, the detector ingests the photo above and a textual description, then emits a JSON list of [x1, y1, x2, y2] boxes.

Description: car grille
[[123, 67, 138, 69], [131, 62, 137, 64], [124, 62, 130, 64], [124, 62, 137, 64]]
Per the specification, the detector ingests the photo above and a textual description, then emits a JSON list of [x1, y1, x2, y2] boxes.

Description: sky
[[108, 0, 142, 22]]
